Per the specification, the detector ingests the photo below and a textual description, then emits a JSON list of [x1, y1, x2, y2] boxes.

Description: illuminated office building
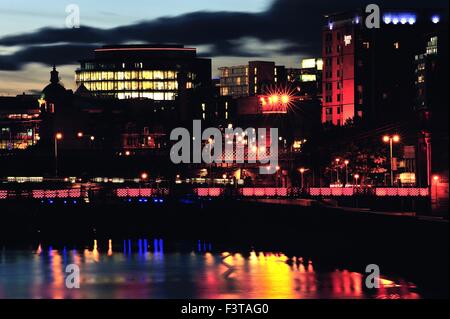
[[322, 10, 445, 126], [76, 44, 211, 100], [219, 61, 285, 98]]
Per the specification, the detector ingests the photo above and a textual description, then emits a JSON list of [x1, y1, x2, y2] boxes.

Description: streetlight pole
[[335, 158, 340, 186], [344, 160, 349, 187], [54, 133, 62, 177], [383, 135, 400, 187], [300, 168, 305, 189], [354, 174, 360, 188], [389, 138, 393, 186]]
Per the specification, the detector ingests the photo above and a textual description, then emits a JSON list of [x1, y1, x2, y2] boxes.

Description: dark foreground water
[[0, 241, 420, 299]]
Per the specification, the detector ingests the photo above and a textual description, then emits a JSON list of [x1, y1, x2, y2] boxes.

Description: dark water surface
[[0, 240, 420, 299]]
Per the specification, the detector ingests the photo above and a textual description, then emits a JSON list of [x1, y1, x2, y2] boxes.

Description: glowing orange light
[[55, 133, 63, 140], [141, 173, 148, 180], [125, 150, 131, 156], [393, 135, 400, 143], [276, 166, 281, 171], [335, 158, 340, 163], [354, 174, 360, 179], [222, 174, 227, 179], [344, 160, 349, 165], [383, 135, 390, 143], [300, 168, 305, 173], [433, 175, 440, 182], [271, 95, 279, 104], [281, 95, 290, 104], [77, 132, 83, 138]]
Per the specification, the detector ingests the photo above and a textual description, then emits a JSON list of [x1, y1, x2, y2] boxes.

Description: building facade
[[0, 95, 41, 150], [322, 10, 445, 126], [76, 44, 211, 101], [219, 61, 285, 98]]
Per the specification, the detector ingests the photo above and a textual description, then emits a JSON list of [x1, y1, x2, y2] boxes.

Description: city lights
[[0, 3, 448, 303], [432, 15, 440, 24], [259, 86, 296, 114]]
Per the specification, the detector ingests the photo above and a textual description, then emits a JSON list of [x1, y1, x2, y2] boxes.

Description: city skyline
[[1, 0, 448, 95]]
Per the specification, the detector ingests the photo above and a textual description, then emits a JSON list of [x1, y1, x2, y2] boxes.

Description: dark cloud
[[0, 0, 448, 70]]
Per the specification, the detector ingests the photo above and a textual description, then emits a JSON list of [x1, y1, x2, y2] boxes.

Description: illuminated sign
[[301, 74, 316, 82], [259, 95, 290, 114], [344, 35, 352, 46], [301, 59, 316, 69]]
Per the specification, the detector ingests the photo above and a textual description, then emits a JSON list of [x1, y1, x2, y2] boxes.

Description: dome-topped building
[[42, 65, 69, 102]]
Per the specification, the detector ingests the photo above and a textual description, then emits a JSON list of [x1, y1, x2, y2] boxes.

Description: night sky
[[0, 0, 447, 95]]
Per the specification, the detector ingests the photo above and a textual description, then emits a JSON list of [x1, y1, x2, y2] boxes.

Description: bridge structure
[[0, 185, 431, 201]]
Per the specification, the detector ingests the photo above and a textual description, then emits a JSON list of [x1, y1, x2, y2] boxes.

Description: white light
[[408, 18, 416, 25], [400, 18, 407, 24], [328, 22, 333, 30], [392, 18, 399, 25], [384, 17, 392, 24], [432, 16, 440, 24]]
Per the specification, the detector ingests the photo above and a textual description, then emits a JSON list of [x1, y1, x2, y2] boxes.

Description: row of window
[[76, 70, 179, 82], [220, 67, 249, 77], [325, 106, 341, 115], [116, 92, 176, 100], [325, 82, 342, 91], [220, 77, 249, 86], [82, 81, 182, 91], [325, 94, 342, 103], [325, 69, 342, 78]]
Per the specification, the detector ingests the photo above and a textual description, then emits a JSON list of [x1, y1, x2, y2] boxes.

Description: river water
[[0, 240, 420, 299]]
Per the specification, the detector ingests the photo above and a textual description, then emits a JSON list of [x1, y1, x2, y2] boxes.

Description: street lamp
[[300, 168, 306, 189], [77, 132, 84, 138], [354, 174, 360, 187], [335, 158, 341, 185], [344, 160, 350, 187], [54, 133, 63, 177], [383, 135, 400, 186], [208, 138, 214, 185], [433, 175, 440, 202], [141, 172, 148, 181]]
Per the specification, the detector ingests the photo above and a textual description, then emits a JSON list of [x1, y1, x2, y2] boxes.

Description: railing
[[0, 186, 431, 201]]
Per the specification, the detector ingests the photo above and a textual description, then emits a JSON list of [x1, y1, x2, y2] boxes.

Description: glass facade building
[[76, 45, 211, 100]]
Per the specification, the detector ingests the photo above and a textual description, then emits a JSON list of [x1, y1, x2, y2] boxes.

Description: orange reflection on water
[[49, 250, 65, 299], [108, 239, 113, 256]]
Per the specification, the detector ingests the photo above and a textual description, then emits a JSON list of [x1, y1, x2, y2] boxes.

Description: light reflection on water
[[0, 241, 420, 299]]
